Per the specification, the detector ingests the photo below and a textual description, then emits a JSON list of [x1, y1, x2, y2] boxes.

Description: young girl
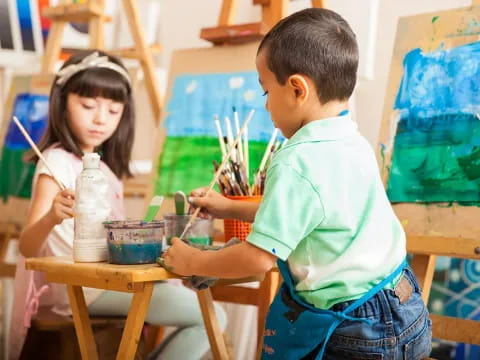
[[9, 50, 226, 360]]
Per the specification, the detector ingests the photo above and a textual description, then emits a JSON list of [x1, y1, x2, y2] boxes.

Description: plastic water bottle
[[74, 153, 110, 262]]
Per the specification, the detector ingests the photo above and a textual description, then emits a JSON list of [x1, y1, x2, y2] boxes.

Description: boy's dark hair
[[258, 8, 358, 104], [32, 50, 134, 178]]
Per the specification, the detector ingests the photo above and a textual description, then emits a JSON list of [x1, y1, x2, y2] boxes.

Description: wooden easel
[[201, 0, 328, 45], [378, 1, 480, 355], [407, 236, 480, 347], [40, 0, 162, 124]]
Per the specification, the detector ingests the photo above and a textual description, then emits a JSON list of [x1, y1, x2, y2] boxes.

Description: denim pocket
[[403, 314, 432, 360], [324, 347, 384, 360]]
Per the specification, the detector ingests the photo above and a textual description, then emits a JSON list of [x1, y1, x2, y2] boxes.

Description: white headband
[[56, 51, 131, 87]]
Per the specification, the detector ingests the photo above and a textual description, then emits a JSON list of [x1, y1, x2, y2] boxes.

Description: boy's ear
[[288, 74, 309, 104]]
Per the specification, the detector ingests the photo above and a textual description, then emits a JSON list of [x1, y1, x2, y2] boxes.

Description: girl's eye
[[81, 103, 95, 110], [109, 105, 123, 115], [262, 91, 268, 97]]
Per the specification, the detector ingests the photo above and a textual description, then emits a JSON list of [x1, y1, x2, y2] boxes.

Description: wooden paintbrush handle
[[180, 110, 255, 239], [12, 116, 66, 191]]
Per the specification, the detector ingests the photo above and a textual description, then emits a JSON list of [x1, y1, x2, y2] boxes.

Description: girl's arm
[[163, 238, 277, 278], [19, 174, 75, 257]]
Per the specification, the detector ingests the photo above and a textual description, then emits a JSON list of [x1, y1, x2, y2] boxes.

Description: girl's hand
[[162, 237, 201, 276], [48, 189, 75, 225], [188, 187, 233, 219]]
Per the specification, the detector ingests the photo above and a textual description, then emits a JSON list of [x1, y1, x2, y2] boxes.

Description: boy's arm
[[189, 188, 260, 223], [224, 200, 259, 223], [163, 238, 276, 278]]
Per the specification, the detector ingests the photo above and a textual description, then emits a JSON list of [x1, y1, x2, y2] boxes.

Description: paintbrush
[[233, 107, 244, 162], [12, 116, 66, 191], [212, 160, 226, 194], [243, 125, 249, 181], [214, 115, 226, 159], [220, 170, 234, 195], [224, 116, 236, 162], [232, 162, 249, 195], [180, 109, 255, 239], [266, 140, 281, 168], [259, 128, 279, 172]]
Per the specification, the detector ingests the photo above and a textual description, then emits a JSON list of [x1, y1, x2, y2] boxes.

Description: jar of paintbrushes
[[212, 109, 284, 241]]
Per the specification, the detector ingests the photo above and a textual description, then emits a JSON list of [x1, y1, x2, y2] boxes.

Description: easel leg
[[197, 288, 229, 360], [218, 0, 237, 26], [264, 0, 288, 28], [116, 282, 154, 360], [122, 0, 163, 123], [89, 0, 105, 49], [41, 21, 66, 73], [410, 254, 437, 304], [66, 285, 99, 360], [311, 0, 328, 8]]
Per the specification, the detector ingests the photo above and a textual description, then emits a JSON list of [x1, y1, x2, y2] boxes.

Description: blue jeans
[[314, 267, 432, 360]]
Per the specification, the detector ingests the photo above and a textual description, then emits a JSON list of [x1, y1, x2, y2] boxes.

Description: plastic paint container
[[103, 220, 164, 264], [163, 214, 213, 246]]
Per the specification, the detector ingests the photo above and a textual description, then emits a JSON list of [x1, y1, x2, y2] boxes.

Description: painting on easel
[[155, 43, 278, 196], [379, 4, 480, 358], [0, 92, 49, 200], [387, 41, 480, 204], [0, 0, 43, 66], [0, 75, 51, 225]]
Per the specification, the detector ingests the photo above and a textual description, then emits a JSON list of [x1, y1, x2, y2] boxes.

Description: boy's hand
[[188, 187, 233, 219], [48, 189, 75, 225], [162, 237, 201, 276]]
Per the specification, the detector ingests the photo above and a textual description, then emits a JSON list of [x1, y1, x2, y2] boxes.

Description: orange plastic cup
[[223, 195, 262, 241]]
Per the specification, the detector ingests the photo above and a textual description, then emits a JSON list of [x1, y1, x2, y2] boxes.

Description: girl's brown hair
[[32, 50, 135, 178]]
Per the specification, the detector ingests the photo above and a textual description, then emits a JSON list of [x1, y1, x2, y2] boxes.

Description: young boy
[[163, 8, 432, 360]]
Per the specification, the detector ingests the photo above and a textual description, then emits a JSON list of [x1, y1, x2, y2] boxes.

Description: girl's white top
[[9, 145, 124, 360], [35, 145, 124, 313]]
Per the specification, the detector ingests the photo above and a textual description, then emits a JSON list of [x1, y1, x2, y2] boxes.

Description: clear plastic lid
[[82, 152, 100, 169]]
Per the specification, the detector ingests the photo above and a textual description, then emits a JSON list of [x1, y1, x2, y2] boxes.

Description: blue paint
[[108, 242, 162, 264], [0, 93, 49, 201], [394, 43, 480, 119], [272, 248, 276, 254], [164, 72, 276, 142], [387, 42, 480, 203], [5, 93, 49, 150], [16, 0, 35, 51]]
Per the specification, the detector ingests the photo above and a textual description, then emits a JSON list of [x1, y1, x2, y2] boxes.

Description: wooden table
[[26, 256, 263, 360]]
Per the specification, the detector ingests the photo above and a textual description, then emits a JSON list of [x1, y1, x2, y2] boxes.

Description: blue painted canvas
[[387, 42, 480, 203]]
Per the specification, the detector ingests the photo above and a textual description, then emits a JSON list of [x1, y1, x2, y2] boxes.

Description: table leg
[[197, 288, 229, 360], [116, 282, 154, 360], [66, 285, 99, 360]]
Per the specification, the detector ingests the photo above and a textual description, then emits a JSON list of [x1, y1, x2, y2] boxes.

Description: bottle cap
[[82, 152, 100, 169]]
